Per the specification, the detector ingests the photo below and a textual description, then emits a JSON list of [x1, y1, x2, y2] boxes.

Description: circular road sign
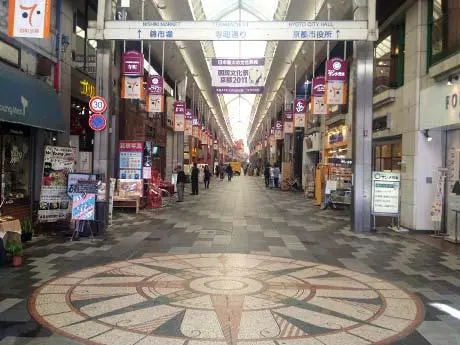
[[89, 96, 107, 114], [88, 114, 107, 131]]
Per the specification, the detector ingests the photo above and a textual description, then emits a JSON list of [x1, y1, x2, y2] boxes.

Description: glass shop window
[[1, 134, 30, 201]]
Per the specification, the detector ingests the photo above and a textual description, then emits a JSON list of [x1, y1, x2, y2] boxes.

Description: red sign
[[147, 75, 163, 95], [284, 109, 293, 121], [88, 114, 107, 131], [174, 101, 186, 115], [294, 99, 306, 114], [89, 96, 107, 114], [119, 140, 144, 152], [121, 51, 144, 76], [326, 58, 348, 82], [312, 76, 326, 97], [185, 109, 193, 120]]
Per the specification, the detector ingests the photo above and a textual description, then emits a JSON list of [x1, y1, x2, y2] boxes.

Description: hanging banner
[[173, 101, 186, 132], [283, 109, 294, 134], [185, 109, 193, 136], [147, 75, 164, 94], [192, 119, 200, 138], [146, 94, 164, 113], [325, 58, 348, 105], [8, 0, 52, 38], [274, 121, 283, 140], [121, 76, 144, 99], [294, 98, 307, 127], [121, 51, 144, 76], [38, 146, 76, 223], [312, 76, 327, 115], [211, 58, 265, 94]]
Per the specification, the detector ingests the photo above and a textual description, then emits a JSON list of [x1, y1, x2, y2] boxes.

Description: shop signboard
[[372, 172, 400, 216], [211, 58, 265, 94], [185, 110, 193, 136], [67, 173, 97, 198], [284, 109, 294, 134], [7, 0, 52, 38], [121, 76, 144, 99], [119, 141, 143, 179], [174, 101, 186, 132], [146, 94, 164, 113], [312, 76, 327, 115], [121, 51, 144, 76], [71, 194, 96, 221], [294, 98, 306, 128], [38, 146, 76, 223], [147, 75, 163, 95], [275, 121, 283, 140], [325, 58, 348, 105]]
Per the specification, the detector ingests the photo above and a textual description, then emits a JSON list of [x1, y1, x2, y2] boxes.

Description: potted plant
[[5, 239, 23, 267], [21, 218, 33, 242]]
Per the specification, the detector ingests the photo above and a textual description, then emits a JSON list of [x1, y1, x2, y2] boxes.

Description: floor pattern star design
[[28, 254, 424, 345]]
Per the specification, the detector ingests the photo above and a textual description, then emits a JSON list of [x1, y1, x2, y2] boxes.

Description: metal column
[[352, 0, 374, 232]]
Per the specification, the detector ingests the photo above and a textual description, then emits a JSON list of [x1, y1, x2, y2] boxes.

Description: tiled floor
[[0, 176, 459, 345]]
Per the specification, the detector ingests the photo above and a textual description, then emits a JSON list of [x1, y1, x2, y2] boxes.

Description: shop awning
[[0, 63, 66, 132]]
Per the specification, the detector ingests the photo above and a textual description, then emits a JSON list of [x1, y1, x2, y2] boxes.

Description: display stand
[[431, 168, 447, 237], [71, 220, 94, 241], [446, 209, 460, 244], [371, 172, 402, 232]]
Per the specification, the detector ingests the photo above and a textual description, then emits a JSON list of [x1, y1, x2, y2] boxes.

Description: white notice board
[[372, 172, 401, 216]]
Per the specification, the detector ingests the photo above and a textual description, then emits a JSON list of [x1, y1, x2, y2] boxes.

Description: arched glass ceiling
[[200, 0, 280, 144]]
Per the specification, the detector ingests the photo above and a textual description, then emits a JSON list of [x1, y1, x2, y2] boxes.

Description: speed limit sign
[[89, 96, 107, 114]]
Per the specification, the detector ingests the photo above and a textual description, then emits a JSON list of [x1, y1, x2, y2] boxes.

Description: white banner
[[211, 58, 265, 94], [312, 96, 327, 115], [372, 172, 401, 215], [146, 94, 164, 113], [8, 0, 52, 38], [174, 114, 185, 132], [121, 77, 144, 99]]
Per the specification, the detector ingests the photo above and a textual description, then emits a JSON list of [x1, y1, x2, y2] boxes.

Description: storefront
[[372, 137, 402, 172], [0, 62, 66, 219], [303, 132, 321, 198], [324, 122, 350, 161]]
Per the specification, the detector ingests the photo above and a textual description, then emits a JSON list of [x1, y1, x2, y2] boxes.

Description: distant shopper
[[273, 165, 280, 188], [264, 164, 271, 188], [215, 165, 219, 178], [226, 163, 233, 181], [191, 162, 200, 195], [176, 165, 185, 202], [204, 165, 211, 189], [220, 164, 225, 181]]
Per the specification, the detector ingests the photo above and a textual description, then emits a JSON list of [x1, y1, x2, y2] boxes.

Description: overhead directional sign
[[87, 20, 377, 42]]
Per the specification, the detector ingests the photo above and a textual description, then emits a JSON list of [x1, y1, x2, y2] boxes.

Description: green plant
[[21, 218, 32, 234], [5, 240, 23, 256]]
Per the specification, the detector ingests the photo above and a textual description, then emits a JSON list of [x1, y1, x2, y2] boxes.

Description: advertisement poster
[[121, 76, 144, 99], [38, 146, 76, 223], [119, 141, 143, 180], [372, 172, 401, 215], [72, 194, 96, 221], [8, 0, 52, 38], [67, 173, 97, 198], [325, 58, 348, 105], [211, 58, 265, 94]]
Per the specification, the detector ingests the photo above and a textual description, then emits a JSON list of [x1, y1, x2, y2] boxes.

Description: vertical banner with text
[[294, 99, 307, 128], [325, 58, 348, 105], [284, 109, 294, 134], [8, 0, 52, 38], [312, 76, 327, 115], [173, 101, 186, 132]]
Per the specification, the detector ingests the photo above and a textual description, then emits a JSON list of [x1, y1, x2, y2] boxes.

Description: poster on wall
[[7, 0, 52, 38], [211, 58, 265, 94], [121, 76, 144, 99], [371, 172, 401, 215], [119, 141, 143, 180], [38, 146, 76, 223], [325, 58, 348, 105]]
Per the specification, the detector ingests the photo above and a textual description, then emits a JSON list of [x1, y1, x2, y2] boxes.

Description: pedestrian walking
[[273, 164, 280, 188], [215, 165, 219, 178], [264, 163, 270, 188], [204, 165, 211, 189], [220, 164, 225, 181], [176, 165, 185, 202], [190, 162, 200, 195], [226, 163, 233, 181]]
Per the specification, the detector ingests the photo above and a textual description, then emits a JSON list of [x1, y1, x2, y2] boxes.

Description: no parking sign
[[89, 114, 107, 131], [88, 96, 108, 131]]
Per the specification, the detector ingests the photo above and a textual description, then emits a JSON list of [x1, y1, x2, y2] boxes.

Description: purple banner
[[284, 110, 293, 121], [294, 99, 306, 114], [326, 58, 348, 82], [212, 87, 264, 94], [185, 109, 193, 120], [147, 75, 163, 95], [275, 121, 283, 130], [312, 76, 326, 97], [174, 101, 186, 115], [121, 51, 144, 76]]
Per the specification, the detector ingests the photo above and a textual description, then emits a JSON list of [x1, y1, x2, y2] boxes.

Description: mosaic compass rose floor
[[28, 254, 424, 345]]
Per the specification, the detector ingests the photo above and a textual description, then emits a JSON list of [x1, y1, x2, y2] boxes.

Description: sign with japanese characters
[[121, 51, 144, 76], [211, 58, 265, 94], [38, 146, 76, 223], [146, 94, 164, 113], [119, 141, 143, 179], [185, 109, 193, 136], [121, 76, 144, 99], [294, 98, 306, 127], [8, 0, 52, 38], [325, 58, 348, 105], [71, 194, 96, 221], [147, 75, 163, 95], [274, 121, 283, 140], [372, 172, 400, 215]]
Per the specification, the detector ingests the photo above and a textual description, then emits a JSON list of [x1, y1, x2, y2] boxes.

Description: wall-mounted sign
[[121, 51, 144, 76], [372, 172, 400, 216], [325, 58, 348, 105], [8, 0, 52, 38], [211, 58, 265, 94], [88, 114, 107, 131], [80, 80, 96, 98]]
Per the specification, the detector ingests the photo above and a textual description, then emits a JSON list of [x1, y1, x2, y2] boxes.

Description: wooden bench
[[113, 196, 141, 214]]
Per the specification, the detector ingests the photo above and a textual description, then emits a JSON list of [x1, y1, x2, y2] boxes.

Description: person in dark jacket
[[215, 165, 219, 178], [226, 163, 233, 181], [203, 165, 211, 189], [190, 162, 200, 195], [176, 165, 186, 202], [264, 164, 271, 188]]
